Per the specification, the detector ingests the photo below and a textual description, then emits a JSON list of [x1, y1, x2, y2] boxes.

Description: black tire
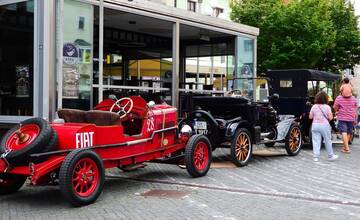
[[0, 173, 27, 195], [231, 128, 252, 167], [285, 123, 302, 156], [0, 118, 52, 165], [264, 126, 277, 147], [59, 149, 104, 207], [185, 135, 212, 177]]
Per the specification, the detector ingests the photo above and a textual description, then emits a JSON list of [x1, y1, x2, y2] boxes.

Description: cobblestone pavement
[[1, 140, 360, 220]]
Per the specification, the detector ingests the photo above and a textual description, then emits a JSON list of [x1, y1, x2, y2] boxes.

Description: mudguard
[[276, 118, 296, 140], [225, 120, 257, 143], [184, 110, 220, 146]]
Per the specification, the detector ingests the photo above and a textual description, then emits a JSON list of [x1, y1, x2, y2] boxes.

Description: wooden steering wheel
[[109, 97, 134, 119]]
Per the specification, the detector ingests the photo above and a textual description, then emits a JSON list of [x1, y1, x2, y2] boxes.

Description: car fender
[[183, 110, 220, 146], [277, 118, 296, 140], [226, 120, 253, 140]]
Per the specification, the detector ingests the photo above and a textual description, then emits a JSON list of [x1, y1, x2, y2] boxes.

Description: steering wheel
[[109, 97, 134, 119], [226, 89, 243, 97]]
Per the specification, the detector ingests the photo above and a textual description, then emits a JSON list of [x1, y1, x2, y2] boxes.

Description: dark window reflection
[[0, 1, 34, 116]]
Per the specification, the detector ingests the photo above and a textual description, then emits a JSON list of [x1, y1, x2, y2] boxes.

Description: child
[[309, 91, 339, 162], [340, 77, 352, 98]]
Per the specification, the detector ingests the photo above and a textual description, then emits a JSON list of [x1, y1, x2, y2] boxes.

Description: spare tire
[[30, 129, 59, 164], [0, 118, 52, 165]]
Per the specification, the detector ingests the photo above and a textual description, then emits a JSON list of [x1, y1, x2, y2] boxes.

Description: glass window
[[0, 1, 34, 116], [62, 0, 98, 110], [212, 7, 224, 17], [102, 7, 173, 104], [280, 79, 293, 88], [187, 0, 196, 12], [236, 36, 254, 78]]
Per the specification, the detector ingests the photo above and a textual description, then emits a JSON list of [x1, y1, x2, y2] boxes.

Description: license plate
[[194, 121, 207, 130]]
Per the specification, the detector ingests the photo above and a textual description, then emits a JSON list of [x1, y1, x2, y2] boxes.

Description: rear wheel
[[0, 174, 26, 195], [185, 135, 212, 177], [59, 149, 104, 206], [231, 128, 252, 167], [285, 123, 302, 156]]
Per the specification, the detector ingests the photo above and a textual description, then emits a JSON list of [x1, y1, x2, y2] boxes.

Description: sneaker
[[313, 157, 319, 162], [328, 154, 339, 161]]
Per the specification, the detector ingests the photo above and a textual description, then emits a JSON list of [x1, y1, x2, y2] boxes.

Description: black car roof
[[266, 69, 340, 81]]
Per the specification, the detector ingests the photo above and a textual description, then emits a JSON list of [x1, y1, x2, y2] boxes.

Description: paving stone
[[1, 140, 360, 219]]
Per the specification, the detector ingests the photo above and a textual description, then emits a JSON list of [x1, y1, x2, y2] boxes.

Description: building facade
[[0, 0, 258, 126]]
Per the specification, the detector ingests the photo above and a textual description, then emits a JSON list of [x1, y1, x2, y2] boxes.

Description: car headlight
[[180, 125, 192, 135]]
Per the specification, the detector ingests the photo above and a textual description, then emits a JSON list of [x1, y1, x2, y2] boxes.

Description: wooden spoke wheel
[[285, 123, 302, 156], [231, 128, 252, 167]]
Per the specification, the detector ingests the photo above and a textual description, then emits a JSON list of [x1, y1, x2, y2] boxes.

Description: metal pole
[[99, 0, 104, 102], [172, 21, 180, 107]]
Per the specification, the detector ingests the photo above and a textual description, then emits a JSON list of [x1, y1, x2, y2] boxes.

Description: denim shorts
[[337, 120, 354, 134]]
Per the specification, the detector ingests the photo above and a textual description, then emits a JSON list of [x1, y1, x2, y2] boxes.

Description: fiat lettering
[[75, 132, 95, 148]]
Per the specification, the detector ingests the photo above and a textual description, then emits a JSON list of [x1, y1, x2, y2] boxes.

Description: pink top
[[333, 95, 357, 122], [309, 104, 332, 124], [340, 84, 352, 97]]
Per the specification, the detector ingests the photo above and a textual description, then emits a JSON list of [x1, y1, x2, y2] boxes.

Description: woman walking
[[309, 91, 339, 162]]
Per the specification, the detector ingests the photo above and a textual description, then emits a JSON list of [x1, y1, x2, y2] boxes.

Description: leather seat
[[57, 109, 86, 123], [85, 110, 122, 126], [57, 109, 122, 126]]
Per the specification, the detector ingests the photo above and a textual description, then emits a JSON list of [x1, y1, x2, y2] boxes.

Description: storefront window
[[101, 7, 173, 104], [62, 0, 97, 110], [0, 1, 34, 116]]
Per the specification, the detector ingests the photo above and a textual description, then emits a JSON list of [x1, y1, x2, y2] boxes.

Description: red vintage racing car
[[0, 96, 211, 206]]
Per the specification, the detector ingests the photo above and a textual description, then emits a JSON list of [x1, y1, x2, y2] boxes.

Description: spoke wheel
[[72, 158, 99, 197], [60, 149, 104, 206], [185, 135, 212, 177], [285, 123, 302, 156], [193, 141, 209, 171], [231, 128, 252, 167]]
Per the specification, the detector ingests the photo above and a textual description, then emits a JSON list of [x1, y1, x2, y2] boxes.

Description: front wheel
[[0, 174, 26, 195], [231, 128, 252, 167], [185, 135, 212, 177], [285, 123, 302, 156], [59, 149, 105, 206]]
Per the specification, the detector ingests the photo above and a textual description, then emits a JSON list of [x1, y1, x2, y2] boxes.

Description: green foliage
[[230, 0, 360, 74]]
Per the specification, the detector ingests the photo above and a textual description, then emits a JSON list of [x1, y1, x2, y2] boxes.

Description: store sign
[[63, 43, 79, 65]]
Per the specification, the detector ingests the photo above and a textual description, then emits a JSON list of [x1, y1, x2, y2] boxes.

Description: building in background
[[151, 0, 230, 19], [0, 0, 258, 127]]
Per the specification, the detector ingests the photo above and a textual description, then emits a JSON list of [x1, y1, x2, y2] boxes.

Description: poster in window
[[16, 65, 30, 97], [63, 67, 80, 98], [63, 43, 79, 65]]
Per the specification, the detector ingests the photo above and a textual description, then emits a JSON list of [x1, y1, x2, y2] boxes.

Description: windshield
[[230, 78, 269, 102]]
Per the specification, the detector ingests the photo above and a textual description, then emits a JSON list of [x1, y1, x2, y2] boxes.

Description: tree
[[316, 0, 360, 72], [230, 0, 360, 74]]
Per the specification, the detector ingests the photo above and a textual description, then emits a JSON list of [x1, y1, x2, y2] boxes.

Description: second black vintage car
[[180, 78, 302, 167]]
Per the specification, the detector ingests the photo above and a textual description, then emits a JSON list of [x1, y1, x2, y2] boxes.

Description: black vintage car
[[266, 69, 341, 144], [180, 78, 302, 167]]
